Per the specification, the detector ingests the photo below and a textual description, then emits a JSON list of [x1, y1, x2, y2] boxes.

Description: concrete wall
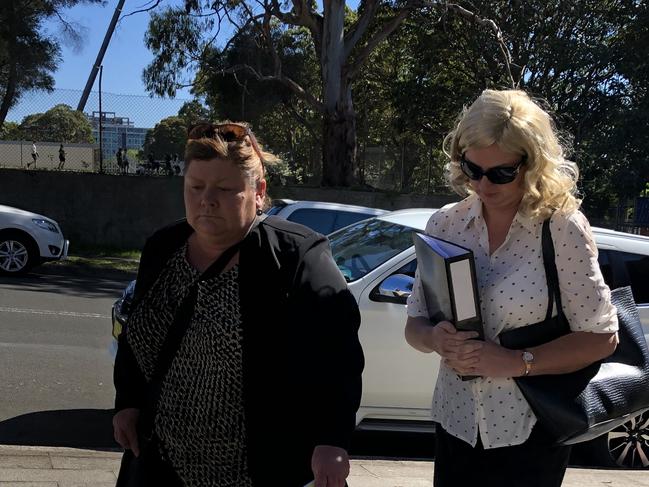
[[0, 168, 459, 249]]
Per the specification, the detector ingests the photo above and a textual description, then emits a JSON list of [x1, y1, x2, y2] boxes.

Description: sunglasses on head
[[460, 154, 526, 184], [188, 122, 266, 169]]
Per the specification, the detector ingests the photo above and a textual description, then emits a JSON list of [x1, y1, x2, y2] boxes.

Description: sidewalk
[[1, 445, 648, 487]]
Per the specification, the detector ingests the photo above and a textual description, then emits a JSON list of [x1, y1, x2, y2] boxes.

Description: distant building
[[87, 111, 149, 161]]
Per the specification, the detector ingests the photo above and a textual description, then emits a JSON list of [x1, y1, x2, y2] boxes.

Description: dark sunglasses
[[460, 154, 526, 184], [188, 122, 265, 170]]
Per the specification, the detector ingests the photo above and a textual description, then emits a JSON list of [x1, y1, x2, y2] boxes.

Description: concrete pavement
[[1, 445, 648, 486]]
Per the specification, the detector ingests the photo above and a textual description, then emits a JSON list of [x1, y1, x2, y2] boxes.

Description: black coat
[[114, 216, 364, 486]]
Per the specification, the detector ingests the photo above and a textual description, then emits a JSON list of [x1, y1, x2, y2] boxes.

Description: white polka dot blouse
[[406, 194, 618, 449]]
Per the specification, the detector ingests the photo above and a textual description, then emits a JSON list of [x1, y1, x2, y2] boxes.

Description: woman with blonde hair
[[113, 122, 364, 486], [405, 90, 619, 486]]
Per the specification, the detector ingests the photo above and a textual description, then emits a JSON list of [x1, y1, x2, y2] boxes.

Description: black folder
[[413, 233, 484, 337]]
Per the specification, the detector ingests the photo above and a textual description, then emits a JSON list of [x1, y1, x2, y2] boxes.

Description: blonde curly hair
[[443, 89, 580, 219]]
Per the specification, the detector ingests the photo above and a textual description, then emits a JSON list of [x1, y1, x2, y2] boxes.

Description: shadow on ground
[[350, 430, 435, 460], [0, 409, 118, 450], [0, 266, 135, 300]]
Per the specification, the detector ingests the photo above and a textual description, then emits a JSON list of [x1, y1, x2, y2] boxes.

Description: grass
[[43, 245, 141, 275], [73, 245, 141, 261]]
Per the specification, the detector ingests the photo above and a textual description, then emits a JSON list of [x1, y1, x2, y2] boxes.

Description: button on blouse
[[406, 194, 618, 449]]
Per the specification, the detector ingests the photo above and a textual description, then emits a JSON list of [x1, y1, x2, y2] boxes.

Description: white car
[[0, 205, 69, 275], [266, 199, 388, 235], [328, 208, 649, 469]]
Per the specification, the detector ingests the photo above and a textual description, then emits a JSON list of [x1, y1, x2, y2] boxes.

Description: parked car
[[111, 208, 649, 468], [0, 205, 69, 275], [265, 199, 388, 234]]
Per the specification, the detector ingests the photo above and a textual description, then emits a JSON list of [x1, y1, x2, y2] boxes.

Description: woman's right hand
[[113, 408, 140, 457], [405, 317, 481, 357], [430, 320, 482, 359]]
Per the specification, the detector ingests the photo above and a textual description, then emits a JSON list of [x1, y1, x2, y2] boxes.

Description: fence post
[[99, 65, 103, 174]]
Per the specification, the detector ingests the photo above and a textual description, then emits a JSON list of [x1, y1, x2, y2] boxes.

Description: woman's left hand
[[444, 340, 521, 378], [311, 444, 350, 487]]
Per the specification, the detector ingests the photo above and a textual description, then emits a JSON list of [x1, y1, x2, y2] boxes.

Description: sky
[[46, 0, 193, 97], [7, 0, 352, 128], [7, 0, 195, 128]]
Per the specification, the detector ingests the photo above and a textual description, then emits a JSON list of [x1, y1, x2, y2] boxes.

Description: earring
[[256, 208, 263, 216]]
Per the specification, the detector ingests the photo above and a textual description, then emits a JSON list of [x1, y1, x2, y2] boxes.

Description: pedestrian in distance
[[122, 148, 130, 174], [164, 152, 173, 176], [28, 141, 39, 168], [113, 121, 364, 487], [172, 153, 181, 175], [116, 148, 123, 173], [404, 89, 619, 487], [147, 151, 158, 174], [58, 144, 66, 170]]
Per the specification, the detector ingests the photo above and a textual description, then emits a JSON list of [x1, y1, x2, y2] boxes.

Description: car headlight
[[32, 219, 60, 233]]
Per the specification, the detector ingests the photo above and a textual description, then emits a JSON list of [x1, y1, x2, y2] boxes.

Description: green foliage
[[143, 8, 201, 98], [0, 121, 20, 140], [178, 99, 211, 127], [140, 0, 649, 208], [19, 104, 93, 143], [191, 24, 322, 183], [142, 116, 187, 160]]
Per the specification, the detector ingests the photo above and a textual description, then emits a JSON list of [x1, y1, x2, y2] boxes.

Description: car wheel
[[0, 233, 38, 275], [586, 411, 649, 469]]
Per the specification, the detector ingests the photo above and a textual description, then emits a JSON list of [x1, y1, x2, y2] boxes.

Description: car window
[[609, 251, 649, 304], [334, 211, 374, 230], [394, 259, 417, 278], [330, 219, 415, 282], [287, 208, 337, 234], [597, 250, 614, 287]]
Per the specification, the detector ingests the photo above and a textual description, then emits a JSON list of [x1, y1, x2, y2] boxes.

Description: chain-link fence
[[1, 88, 189, 175]]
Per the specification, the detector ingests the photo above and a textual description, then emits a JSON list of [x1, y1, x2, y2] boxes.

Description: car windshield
[[329, 218, 416, 282]]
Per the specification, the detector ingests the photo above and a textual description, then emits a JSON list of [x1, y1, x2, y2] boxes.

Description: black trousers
[[434, 424, 571, 487]]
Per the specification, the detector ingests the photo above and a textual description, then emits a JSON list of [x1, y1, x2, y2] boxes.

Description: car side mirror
[[370, 273, 414, 304]]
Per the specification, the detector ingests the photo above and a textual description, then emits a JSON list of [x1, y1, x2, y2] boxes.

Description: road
[[0, 267, 132, 448], [0, 266, 630, 470]]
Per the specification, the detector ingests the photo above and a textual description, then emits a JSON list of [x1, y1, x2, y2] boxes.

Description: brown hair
[[184, 122, 279, 207]]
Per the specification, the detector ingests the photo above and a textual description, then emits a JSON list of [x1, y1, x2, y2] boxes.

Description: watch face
[[523, 351, 534, 363]]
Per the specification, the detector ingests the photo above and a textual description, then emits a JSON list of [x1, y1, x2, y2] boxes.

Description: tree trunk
[[322, 89, 356, 186], [0, 63, 18, 127], [321, 0, 356, 187], [0, 0, 18, 127]]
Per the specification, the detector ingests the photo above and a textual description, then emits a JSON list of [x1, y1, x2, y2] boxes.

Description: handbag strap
[[541, 216, 567, 326]]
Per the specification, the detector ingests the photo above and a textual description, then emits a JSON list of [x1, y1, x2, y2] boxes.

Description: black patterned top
[[127, 243, 253, 487]]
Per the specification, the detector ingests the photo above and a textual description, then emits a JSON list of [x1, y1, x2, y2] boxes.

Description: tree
[[142, 116, 187, 160], [467, 0, 645, 216], [0, 121, 21, 140], [0, 0, 103, 127], [178, 99, 212, 127], [19, 104, 93, 143], [141, 1, 508, 187], [189, 24, 323, 183]]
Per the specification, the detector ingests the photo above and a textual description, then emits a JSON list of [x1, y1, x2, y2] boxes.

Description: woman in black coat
[[113, 122, 364, 487]]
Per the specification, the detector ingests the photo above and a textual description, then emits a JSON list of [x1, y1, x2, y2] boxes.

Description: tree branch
[[346, 0, 418, 81], [119, 0, 163, 23], [437, 2, 516, 89], [282, 100, 320, 140], [343, 0, 379, 61], [222, 64, 325, 113]]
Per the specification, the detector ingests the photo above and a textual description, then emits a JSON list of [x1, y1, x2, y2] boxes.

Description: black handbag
[[499, 218, 649, 445], [116, 241, 243, 486]]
